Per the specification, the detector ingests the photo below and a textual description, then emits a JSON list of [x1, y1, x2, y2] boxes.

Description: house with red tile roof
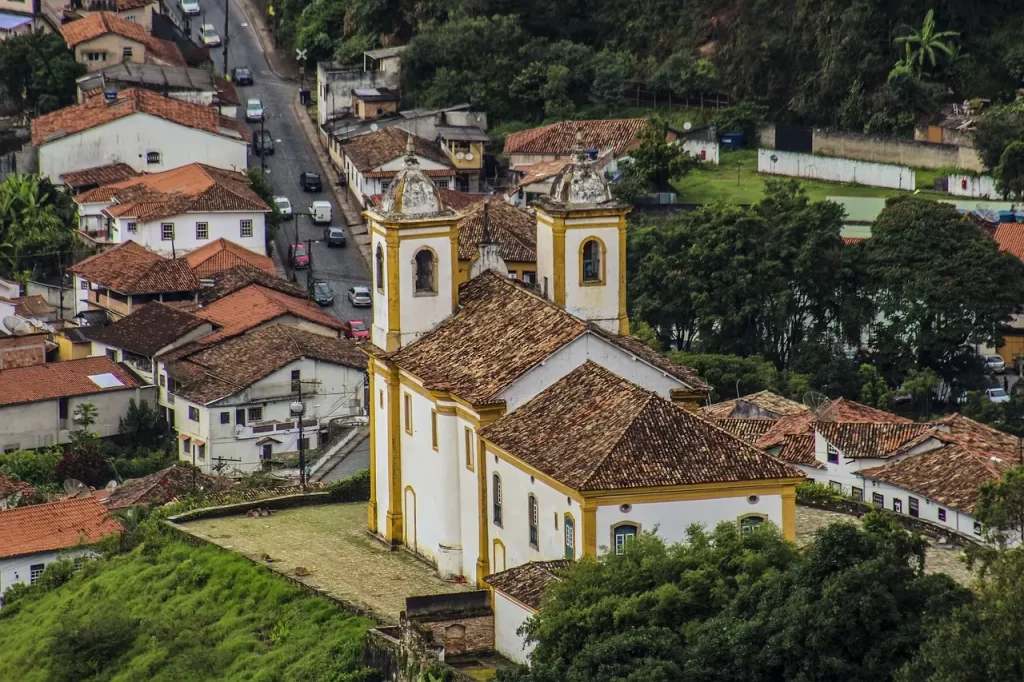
[[32, 88, 249, 182], [0, 355, 154, 452], [64, 0, 158, 31], [73, 163, 269, 256], [0, 497, 121, 602], [193, 283, 347, 344], [338, 127, 455, 207], [60, 12, 183, 71]]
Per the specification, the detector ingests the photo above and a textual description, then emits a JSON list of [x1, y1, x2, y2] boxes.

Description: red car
[[289, 243, 309, 269], [347, 320, 369, 340]]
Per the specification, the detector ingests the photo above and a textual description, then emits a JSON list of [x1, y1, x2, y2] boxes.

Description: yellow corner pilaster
[[475, 411, 502, 587], [384, 364, 403, 544], [385, 231, 401, 352], [781, 487, 796, 542], [582, 500, 598, 556], [617, 216, 629, 335], [367, 356, 378, 533], [449, 229, 460, 310], [552, 222, 566, 306]]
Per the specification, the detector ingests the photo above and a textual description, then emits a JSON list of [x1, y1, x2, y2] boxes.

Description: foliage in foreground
[[0, 526, 377, 682], [499, 514, 970, 682]]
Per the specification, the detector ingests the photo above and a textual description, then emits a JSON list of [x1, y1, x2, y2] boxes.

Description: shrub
[[795, 481, 845, 505], [326, 469, 370, 502]]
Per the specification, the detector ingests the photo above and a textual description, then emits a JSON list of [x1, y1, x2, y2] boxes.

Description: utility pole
[[222, 0, 229, 78], [306, 237, 314, 297], [259, 115, 266, 173]]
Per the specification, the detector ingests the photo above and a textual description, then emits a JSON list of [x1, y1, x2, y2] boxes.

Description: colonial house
[[163, 325, 366, 475], [436, 123, 488, 192], [503, 118, 654, 171], [76, 62, 241, 118], [339, 128, 455, 207], [60, 163, 139, 194], [455, 198, 537, 285], [504, 160, 569, 209], [63, 0, 157, 31], [73, 163, 269, 256], [30, 88, 249, 181], [183, 238, 276, 279], [192, 283, 347, 344], [59, 12, 184, 72], [0, 497, 121, 602], [67, 241, 201, 320], [0, 355, 154, 451], [84, 301, 213, 383], [363, 139, 805, 662]]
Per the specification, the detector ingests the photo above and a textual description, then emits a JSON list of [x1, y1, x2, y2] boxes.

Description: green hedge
[[326, 469, 370, 503]]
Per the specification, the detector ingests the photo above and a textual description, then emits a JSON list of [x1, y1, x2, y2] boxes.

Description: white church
[[364, 136, 805, 663]]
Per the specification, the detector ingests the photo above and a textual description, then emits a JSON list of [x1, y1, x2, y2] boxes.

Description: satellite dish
[[105, 480, 118, 491], [683, 122, 693, 131], [465, 152, 474, 161], [802, 391, 831, 416], [2, 316, 30, 336], [63, 479, 92, 498], [369, 123, 379, 132], [455, 151, 465, 160]]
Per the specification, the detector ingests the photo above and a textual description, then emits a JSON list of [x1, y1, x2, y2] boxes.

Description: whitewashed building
[[338, 127, 454, 207], [30, 88, 249, 182], [73, 163, 269, 256], [0, 498, 121, 603]]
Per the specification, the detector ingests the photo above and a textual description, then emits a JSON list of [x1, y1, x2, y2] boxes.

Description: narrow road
[[182, 0, 371, 324]]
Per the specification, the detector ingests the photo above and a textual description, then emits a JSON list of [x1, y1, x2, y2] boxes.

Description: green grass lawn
[[676, 149, 950, 205]]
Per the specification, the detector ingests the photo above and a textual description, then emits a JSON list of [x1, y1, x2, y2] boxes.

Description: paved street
[[183, 0, 371, 325]]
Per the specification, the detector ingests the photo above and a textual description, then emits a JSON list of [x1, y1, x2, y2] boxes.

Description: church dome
[[380, 135, 445, 216], [547, 133, 614, 205]]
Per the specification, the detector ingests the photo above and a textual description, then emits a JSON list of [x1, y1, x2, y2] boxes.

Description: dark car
[[253, 130, 274, 156], [324, 226, 346, 247], [231, 66, 253, 85], [300, 172, 322, 192], [312, 280, 333, 306]]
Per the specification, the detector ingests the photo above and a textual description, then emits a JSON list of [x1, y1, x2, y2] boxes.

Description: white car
[[274, 196, 292, 215], [985, 355, 1006, 373], [245, 98, 264, 122], [201, 24, 220, 47], [180, 0, 200, 14], [987, 387, 1010, 403]]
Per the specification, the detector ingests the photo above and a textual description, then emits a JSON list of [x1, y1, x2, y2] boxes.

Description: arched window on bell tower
[[414, 248, 437, 295], [375, 245, 385, 291]]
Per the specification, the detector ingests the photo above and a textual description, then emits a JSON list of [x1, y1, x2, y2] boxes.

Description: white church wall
[[535, 218, 554, 300], [458, 412, 482, 580], [493, 593, 536, 664], [372, 366, 390, 534], [562, 221, 622, 333], [370, 228, 390, 350], [398, 233, 453, 346]]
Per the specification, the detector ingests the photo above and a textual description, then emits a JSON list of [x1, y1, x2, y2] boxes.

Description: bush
[[326, 469, 370, 502], [0, 447, 61, 488], [796, 481, 845, 505]]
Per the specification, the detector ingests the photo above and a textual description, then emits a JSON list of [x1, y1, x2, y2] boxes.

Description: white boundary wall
[[758, 149, 915, 190], [947, 174, 998, 199], [682, 140, 720, 165]]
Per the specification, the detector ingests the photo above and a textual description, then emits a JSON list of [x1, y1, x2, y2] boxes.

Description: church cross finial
[[404, 133, 419, 168]]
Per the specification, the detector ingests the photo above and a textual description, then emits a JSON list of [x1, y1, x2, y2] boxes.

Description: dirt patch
[[181, 503, 468, 622], [796, 506, 977, 586]]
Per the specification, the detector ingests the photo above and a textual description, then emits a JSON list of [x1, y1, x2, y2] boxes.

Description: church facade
[[364, 137, 804, 617]]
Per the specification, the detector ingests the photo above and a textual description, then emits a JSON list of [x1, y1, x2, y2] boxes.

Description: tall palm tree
[[895, 10, 958, 75]]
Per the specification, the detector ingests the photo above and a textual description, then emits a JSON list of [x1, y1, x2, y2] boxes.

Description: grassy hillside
[[0, 536, 375, 682]]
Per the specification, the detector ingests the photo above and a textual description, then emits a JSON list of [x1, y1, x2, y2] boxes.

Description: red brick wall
[[0, 335, 46, 369], [421, 615, 494, 656]]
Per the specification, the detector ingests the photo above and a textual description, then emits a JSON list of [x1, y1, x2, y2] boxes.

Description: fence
[[758, 149, 915, 190], [623, 81, 730, 111], [947, 174, 999, 199]]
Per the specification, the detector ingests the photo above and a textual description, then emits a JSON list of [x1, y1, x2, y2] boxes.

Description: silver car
[[348, 286, 371, 307], [245, 98, 264, 122]]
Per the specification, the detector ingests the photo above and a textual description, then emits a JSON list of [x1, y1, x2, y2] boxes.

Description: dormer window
[[146, 151, 161, 165], [826, 442, 840, 464]]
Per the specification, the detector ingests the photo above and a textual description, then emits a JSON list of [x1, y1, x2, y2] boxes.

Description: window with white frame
[[126, 221, 137, 233], [564, 514, 575, 559], [240, 219, 253, 238], [248, 406, 263, 421], [196, 222, 209, 240], [86, 52, 107, 62], [188, 406, 199, 422], [826, 442, 840, 464], [161, 223, 174, 240], [492, 474, 502, 527], [29, 563, 45, 583], [528, 494, 539, 549], [436, 180, 449, 189], [613, 523, 638, 554], [147, 151, 161, 164]]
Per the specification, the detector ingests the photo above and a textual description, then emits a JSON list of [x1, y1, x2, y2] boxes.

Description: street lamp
[[290, 397, 307, 490]]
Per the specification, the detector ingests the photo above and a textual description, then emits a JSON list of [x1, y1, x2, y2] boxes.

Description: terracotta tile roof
[[485, 560, 570, 611], [842, 236, 865, 245], [61, 163, 139, 191], [1, 295, 55, 318], [340, 127, 450, 171], [0, 475, 34, 500], [0, 497, 121, 559], [390, 272, 705, 404], [816, 422, 934, 459], [457, 198, 536, 262], [363, 169, 455, 179], [116, 0, 155, 9], [504, 119, 647, 156], [83, 302, 206, 356], [196, 266, 305, 305], [715, 418, 776, 444], [757, 398, 910, 450], [439, 189, 486, 210], [508, 159, 570, 194], [213, 75, 240, 106], [59, 13, 184, 66], [776, 434, 821, 469], [68, 241, 200, 294], [106, 465, 219, 510], [195, 284, 345, 343], [77, 163, 268, 222], [0, 356, 143, 407], [183, 238, 275, 278], [482, 362, 802, 491], [166, 325, 365, 404], [702, 391, 810, 421], [32, 88, 248, 146], [994, 222, 1024, 262]]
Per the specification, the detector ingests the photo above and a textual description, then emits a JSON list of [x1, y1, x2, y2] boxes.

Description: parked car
[[289, 243, 309, 269], [245, 98, 264, 122], [180, 0, 200, 14], [986, 355, 1006, 373], [309, 200, 331, 224], [347, 320, 369, 340], [253, 130, 274, 156], [300, 172, 322, 192], [274, 196, 292, 215], [312, 280, 333, 306], [987, 387, 1011, 403], [200, 23, 220, 47], [348, 285, 371, 307], [231, 66, 253, 85], [324, 226, 346, 247]]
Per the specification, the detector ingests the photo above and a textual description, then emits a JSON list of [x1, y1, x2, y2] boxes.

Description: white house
[[0, 355, 155, 452], [162, 325, 366, 475], [30, 88, 249, 182], [338, 127, 454, 207], [486, 561, 569, 664], [73, 163, 269, 256], [0, 498, 121, 602], [76, 62, 241, 118]]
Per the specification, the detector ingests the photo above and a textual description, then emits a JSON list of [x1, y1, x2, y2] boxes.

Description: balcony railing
[[239, 418, 318, 439]]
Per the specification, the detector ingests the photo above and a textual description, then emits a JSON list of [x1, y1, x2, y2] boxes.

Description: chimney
[[469, 201, 508, 279]]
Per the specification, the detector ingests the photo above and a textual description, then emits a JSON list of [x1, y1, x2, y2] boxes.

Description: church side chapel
[[362, 135, 805, 661]]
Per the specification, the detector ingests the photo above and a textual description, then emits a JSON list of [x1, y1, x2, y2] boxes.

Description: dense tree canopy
[[0, 32, 84, 114], [0, 173, 79, 282]]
